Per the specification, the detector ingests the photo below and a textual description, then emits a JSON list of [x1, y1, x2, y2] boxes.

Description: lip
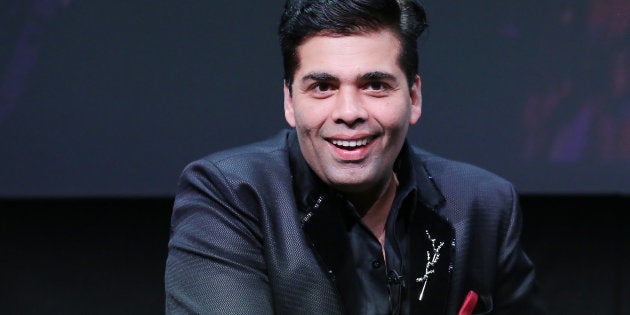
[[325, 135, 375, 161]]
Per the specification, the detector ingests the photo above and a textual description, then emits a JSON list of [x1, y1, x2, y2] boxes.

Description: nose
[[331, 89, 368, 126]]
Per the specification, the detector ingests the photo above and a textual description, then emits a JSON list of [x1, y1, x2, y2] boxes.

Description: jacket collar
[[287, 131, 330, 218]]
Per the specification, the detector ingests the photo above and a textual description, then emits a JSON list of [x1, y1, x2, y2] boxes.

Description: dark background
[[2, 196, 628, 314], [1, 1, 629, 314], [1, 0, 629, 197]]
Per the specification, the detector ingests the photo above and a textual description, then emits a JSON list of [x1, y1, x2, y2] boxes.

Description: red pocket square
[[458, 290, 479, 315]]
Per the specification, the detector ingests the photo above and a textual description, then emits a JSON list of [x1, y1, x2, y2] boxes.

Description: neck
[[359, 172, 399, 246]]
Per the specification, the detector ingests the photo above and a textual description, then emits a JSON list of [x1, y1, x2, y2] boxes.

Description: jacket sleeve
[[164, 159, 273, 315], [492, 185, 548, 315]]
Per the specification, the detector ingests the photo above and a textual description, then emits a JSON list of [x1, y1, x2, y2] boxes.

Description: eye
[[365, 81, 390, 91], [363, 81, 392, 97], [306, 82, 337, 99], [312, 82, 334, 92]]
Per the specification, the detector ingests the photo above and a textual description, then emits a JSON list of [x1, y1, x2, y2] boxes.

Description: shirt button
[[372, 260, 382, 269]]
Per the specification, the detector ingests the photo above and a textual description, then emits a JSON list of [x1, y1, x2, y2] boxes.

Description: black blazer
[[165, 129, 546, 314]]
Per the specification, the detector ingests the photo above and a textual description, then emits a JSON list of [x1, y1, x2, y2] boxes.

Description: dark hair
[[278, 0, 428, 92]]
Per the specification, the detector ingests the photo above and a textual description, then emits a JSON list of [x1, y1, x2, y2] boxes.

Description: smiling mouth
[[330, 137, 372, 150]]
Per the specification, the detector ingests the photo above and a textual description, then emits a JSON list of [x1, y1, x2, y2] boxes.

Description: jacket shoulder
[[187, 130, 292, 178], [410, 145, 513, 190]]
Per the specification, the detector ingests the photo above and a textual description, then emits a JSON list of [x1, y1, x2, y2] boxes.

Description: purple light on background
[[521, 0, 630, 161], [0, 0, 72, 124]]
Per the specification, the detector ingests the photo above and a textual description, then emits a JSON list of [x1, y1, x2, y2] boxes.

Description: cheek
[[374, 105, 411, 129], [294, 106, 329, 130], [292, 112, 310, 129]]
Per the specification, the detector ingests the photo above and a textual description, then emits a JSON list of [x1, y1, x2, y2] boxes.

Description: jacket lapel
[[397, 145, 455, 314], [405, 152, 454, 314], [406, 207, 454, 314], [301, 193, 357, 293]]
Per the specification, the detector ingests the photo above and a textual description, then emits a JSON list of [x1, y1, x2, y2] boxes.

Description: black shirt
[[343, 171, 416, 315]]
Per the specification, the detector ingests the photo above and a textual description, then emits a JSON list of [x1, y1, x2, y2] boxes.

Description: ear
[[283, 80, 297, 127], [409, 75, 422, 125]]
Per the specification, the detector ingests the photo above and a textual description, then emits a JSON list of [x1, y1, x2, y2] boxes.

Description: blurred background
[[1, 0, 628, 314]]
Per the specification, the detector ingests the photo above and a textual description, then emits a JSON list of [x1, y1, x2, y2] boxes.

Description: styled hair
[[278, 0, 428, 92]]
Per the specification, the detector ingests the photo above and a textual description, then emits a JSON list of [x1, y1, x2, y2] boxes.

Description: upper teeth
[[332, 138, 370, 148]]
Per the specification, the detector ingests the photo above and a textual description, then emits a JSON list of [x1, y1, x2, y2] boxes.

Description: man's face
[[284, 29, 422, 194]]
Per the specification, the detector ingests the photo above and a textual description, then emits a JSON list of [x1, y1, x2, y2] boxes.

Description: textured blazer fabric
[[165, 129, 547, 315]]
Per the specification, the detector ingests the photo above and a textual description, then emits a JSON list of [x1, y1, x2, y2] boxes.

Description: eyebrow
[[361, 71, 397, 82], [300, 71, 397, 83], [301, 72, 338, 83]]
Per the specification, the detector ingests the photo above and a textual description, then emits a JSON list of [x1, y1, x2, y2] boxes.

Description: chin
[[328, 176, 377, 193]]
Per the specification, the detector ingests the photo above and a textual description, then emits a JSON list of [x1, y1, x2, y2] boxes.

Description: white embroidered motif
[[415, 230, 444, 301]]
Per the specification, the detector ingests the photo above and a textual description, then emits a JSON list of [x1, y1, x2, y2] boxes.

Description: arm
[[492, 185, 547, 314], [165, 159, 273, 314]]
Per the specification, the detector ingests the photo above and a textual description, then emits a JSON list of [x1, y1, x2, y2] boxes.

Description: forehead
[[295, 29, 403, 76]]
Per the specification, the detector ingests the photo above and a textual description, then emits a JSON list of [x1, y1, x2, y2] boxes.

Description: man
[[165, 0, 546, 314]]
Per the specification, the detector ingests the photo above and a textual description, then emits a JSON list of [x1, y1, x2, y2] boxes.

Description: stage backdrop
[[1, 0, 629, 197]]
